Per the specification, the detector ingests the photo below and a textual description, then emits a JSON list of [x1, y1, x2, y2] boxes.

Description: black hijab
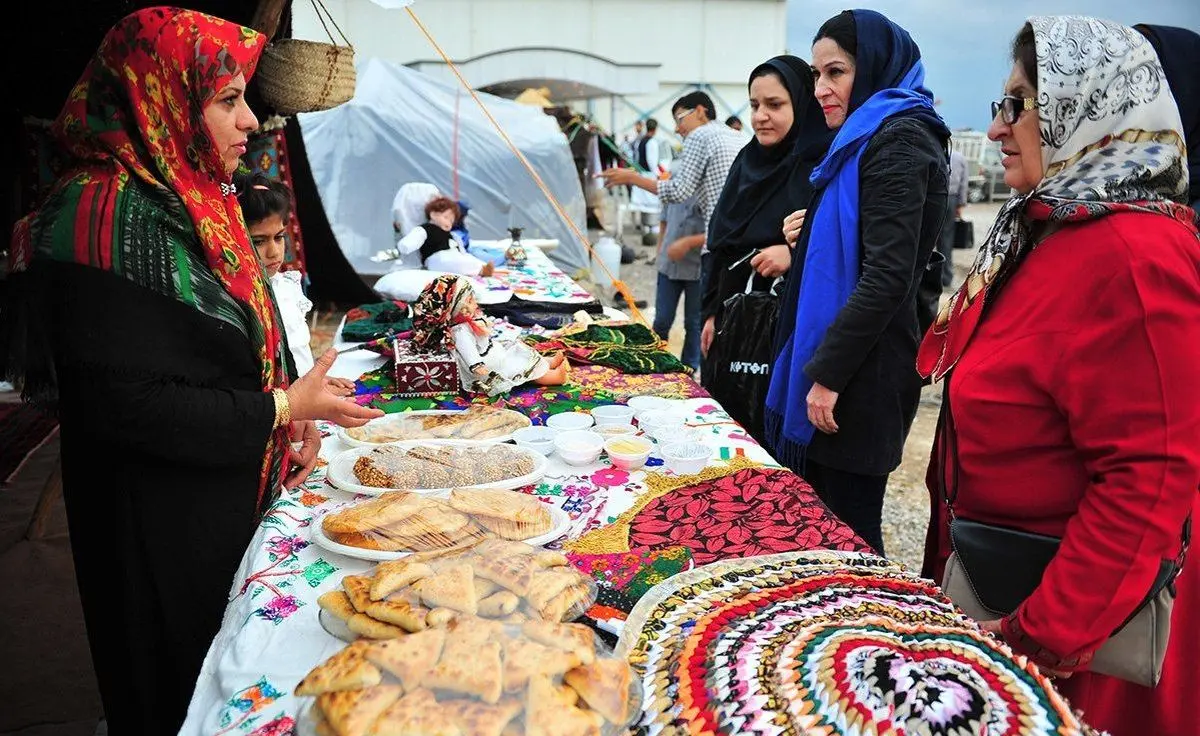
[[707, 55, 832, 254], [1136, 23, 1200, 207]]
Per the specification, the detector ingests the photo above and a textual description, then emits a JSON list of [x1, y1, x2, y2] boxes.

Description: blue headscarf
[[764, 9, 949, 465], [1136, 24, 1200, 208]]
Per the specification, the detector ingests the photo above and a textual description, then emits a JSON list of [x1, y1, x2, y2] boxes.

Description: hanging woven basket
[[255, 0, 356, 116]]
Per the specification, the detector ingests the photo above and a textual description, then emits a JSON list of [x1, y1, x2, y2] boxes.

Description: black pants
[[938, 197, 956, 287], [803, 459, 888, 555]]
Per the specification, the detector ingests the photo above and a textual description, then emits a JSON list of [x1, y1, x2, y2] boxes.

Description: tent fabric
[[299, 58, 588, 276]]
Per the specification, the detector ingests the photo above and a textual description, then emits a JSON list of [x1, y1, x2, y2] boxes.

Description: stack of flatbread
[[322, 491, 553, 553], [316, 538, 595, 636], [345, 407, 530, 444], [296, 616, 637, 736], [352, 445, 538, 490]]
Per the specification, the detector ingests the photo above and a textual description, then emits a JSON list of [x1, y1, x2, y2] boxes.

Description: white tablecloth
[[180, 393, 776, 735]]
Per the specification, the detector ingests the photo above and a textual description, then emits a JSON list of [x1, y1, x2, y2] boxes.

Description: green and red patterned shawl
[[8, 7, 288, 501]]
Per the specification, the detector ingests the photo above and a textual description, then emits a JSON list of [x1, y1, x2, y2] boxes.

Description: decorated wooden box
[[392, 339, 460, 397]]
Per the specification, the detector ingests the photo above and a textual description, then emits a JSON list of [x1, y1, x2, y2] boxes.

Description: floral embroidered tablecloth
[[180, 396, 792, 735]]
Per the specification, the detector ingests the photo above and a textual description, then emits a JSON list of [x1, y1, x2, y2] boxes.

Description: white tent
[[298, 57, 589, 275]]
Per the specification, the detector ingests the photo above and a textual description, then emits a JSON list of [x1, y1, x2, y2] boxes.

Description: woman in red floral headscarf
[[0, 8, 380, 732]]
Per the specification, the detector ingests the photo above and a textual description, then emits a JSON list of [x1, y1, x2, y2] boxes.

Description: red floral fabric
[[628, 467, 869, 565]]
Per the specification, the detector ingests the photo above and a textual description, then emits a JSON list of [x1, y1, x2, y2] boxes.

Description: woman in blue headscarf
[[764, 9, 950, 554]]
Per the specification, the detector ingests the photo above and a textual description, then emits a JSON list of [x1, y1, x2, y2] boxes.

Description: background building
[[294, 0, 787, 144]]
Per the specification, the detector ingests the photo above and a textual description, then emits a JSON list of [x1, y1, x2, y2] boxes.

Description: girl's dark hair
[[235, 173, 292, 227], [1012, 23, 1038, 90], [424, 196, 460, 220], [814, 10, 857, 59]]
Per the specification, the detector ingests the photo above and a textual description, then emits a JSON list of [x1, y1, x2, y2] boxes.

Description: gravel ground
[[312, 200, 1005, 575]]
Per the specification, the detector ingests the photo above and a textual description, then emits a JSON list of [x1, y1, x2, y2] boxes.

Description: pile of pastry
[[353, 444, 537, 490], [322, 490, 554, 552], [346, 406, 530, 444], [299, 540, 636, 736]]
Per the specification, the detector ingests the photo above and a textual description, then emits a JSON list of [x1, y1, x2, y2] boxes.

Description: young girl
[[237, 175, 354, 395], [397, 196, 495, 277], [411, 275, 565, 395]]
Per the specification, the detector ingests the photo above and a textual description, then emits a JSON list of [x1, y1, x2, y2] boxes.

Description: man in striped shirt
[[601, 91, 745, 232]]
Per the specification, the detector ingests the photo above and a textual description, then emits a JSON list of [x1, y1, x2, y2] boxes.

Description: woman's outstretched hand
[[286, 349, 384, 427]]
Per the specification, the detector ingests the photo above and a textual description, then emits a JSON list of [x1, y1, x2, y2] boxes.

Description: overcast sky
[[785, 1, 1200, 131]]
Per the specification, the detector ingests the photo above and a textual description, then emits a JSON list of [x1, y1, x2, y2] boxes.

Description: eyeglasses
[[673, 108, 696, 124], [990, 95, 1037, 125]]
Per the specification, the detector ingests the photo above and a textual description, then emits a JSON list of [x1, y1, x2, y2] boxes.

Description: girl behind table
[[764, 9, 950, 554], [919, 17, 1199, 734], [1, 8, 380, 732]]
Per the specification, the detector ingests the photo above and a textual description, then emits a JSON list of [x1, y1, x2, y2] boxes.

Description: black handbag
[[953, 219, 974, 249], [936, 381, 1188, 686], [701, 273, 781, 445]]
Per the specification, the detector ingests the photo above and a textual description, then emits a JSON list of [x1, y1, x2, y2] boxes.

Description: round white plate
[[336, 409, 531, 448], [308, 505, 569, 562], [326, 443, 548, 497]]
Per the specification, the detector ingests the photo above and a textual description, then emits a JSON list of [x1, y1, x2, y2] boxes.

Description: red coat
[[923, 211, 1200, 735]]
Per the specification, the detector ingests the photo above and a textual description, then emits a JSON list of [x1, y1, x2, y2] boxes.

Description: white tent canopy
[[299, 57, 588, 275]]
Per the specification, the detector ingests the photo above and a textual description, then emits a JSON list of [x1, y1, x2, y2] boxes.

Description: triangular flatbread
[[520, 621, 596, 665], [563, 658, 635, 725], [295, 641, 382, 696], [365, 598, 429, 632], [364, 628, 446, 690], [525, 675, 603, 736], [371, 560, 435, 601], [444, 698, 523, 736], [316, 684, 403, 736], [346, 612, 408, 640], [342, 575, 374, 612], [477, 591, 520, 618], [425, 607, 458, 628], [412, 562, 478, 614], [426, 638, 503, 704], [526, 568, 581, 611], [472, 552, 535, 596], [534, 550, 569, 568], [317, 590, 358, 623], [500, 638, 583, 693], [539, 583, 593, 623], [371, 688, 463, 736]]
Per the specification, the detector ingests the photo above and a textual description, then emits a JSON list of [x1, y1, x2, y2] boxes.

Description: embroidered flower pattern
[[590, 468, 629, 488], [628, 468, 868, 565]]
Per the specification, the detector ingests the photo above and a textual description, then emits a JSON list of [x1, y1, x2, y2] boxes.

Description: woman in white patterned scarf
[[917, 17, 1199, 736]]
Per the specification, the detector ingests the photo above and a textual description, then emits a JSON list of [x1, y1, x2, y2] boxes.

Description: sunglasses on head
[[991, 95, 1037, 125]]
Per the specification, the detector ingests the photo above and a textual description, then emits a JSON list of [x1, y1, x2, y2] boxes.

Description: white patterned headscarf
[[919, 15, 1194, 380]]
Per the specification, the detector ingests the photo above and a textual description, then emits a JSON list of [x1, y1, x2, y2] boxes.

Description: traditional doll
[[397, 196, 494, 277], [411, 275, 566, 395]]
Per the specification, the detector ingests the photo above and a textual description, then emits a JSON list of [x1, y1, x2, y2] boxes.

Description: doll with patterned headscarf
[[411, 275, 566, 395]]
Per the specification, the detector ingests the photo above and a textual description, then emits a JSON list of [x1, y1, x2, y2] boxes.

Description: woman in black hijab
[[1135, 23, 1200, 209], [700, 55, 831, 423]]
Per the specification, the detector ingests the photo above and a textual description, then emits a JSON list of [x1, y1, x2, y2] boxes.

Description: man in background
[[939, 149, 969, 288]]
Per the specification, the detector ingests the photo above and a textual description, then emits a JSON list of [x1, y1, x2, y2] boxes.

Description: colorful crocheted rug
[[565, 463, 869, 565], [617, 551, 1102, 736]]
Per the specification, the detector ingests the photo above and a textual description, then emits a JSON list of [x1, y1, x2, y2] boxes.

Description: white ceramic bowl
[[594, 424, 637, 438], [604, 435, 654, 471], [554, 430, 605, 466], [660, 441, 713, 475], [637, 409, 688, 442], [511, 426, 557, 456], [546, 411, 595, 431], [626, 395, 671, 414], [591, 404, 636, 426]]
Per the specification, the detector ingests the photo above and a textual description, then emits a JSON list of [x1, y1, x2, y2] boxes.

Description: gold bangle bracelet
[[272, 388, 292, 429]]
